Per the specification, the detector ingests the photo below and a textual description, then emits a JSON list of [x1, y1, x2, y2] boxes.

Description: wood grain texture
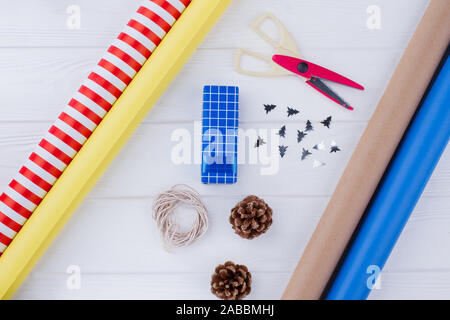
[[14, 271, 450, 300], [0, 0, 448, 300]]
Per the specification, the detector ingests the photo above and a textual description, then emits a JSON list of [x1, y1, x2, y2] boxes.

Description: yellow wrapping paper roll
[[0, 0, 232, 299]]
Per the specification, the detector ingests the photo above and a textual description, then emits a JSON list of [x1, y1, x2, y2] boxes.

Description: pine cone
[[230, 195, 273, 239], [210, 261, 252, 300]]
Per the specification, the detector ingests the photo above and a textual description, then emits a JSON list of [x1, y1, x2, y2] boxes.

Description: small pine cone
[[210, 261, 252, 300], [230, 195, 273, 239]]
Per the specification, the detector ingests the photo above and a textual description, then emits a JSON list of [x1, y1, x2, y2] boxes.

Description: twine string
[[152, 184, 208, 250]]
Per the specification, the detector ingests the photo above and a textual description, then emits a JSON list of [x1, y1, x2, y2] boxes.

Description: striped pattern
[[0, 0, 191, 257]]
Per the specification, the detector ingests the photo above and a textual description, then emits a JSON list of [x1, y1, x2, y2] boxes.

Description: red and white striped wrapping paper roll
[[0, 0, 191, 256]]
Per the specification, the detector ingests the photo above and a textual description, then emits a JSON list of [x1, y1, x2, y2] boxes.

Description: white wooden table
[[0, 0, 448, 300]]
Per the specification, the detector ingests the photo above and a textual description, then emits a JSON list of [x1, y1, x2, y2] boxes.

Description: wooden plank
[[0, 47, 398, 123], [14, 272, 297, 300], [21, 196, 450, 274], [0, 122, 448, 197], [369, 271, 450, 300], [0, 0, 428, 49], [14, 270, 450, 300]]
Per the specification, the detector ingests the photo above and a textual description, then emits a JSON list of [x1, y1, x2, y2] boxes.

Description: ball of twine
[[152, 184, 208, 250]]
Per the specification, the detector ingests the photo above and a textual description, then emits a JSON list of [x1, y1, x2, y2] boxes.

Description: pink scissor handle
[[273, 55, 364, 90]]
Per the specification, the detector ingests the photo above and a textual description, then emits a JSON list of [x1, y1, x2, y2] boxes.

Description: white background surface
[[0, 0, 449, 300]]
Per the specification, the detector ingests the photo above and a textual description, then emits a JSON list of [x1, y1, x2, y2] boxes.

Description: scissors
[[235, 13, 364, 111]]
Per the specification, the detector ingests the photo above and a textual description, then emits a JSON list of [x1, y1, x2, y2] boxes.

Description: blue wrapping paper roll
[[326, 53, 450, 300]]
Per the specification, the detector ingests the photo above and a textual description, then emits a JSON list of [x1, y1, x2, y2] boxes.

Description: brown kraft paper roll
[[282, 0, 450, 300]]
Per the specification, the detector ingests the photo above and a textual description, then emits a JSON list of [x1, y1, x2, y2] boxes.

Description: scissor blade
[[272, 55, 364, 90], [307, 77, 354, 110]]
